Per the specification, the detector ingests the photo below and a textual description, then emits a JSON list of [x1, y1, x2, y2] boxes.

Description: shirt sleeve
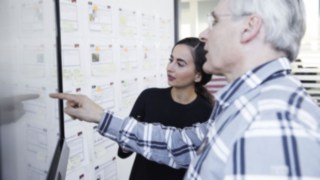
[[117, 146, 134, 158], [117, 89, 147, 159], [98, 112, 210, 169]]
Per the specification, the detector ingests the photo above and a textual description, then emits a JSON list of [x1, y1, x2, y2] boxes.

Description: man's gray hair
[[228, 0, 306, 61]]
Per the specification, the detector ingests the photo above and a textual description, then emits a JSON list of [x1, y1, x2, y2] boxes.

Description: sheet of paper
[[91, 82, 116, 110], [90, 43, 115, 76], [60, 0, 78, 32], [118, 8, 137, 39], [94, 157, 117, 180], [21, 0, 44, 32], [88, 1, 113, 33]]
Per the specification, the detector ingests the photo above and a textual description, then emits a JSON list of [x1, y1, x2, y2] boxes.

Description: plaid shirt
[[98, 57, 320, 179]]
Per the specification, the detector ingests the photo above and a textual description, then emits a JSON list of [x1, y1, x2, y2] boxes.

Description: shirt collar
[[215, 57, 292, 109]]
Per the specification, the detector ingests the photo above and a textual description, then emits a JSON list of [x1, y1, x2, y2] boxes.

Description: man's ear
[[241, 15, 262, 43]]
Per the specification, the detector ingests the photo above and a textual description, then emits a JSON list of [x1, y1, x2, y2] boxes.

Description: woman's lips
[[167, 74, 175, 81]]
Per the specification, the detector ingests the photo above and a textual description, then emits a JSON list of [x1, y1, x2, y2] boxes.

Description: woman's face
[[167, 44, 200, 88]]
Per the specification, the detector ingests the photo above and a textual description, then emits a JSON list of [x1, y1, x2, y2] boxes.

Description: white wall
[[60, 0, 175, 179]]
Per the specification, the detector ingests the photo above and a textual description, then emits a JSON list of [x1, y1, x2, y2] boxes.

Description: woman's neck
[[170, 86, 197, 105]]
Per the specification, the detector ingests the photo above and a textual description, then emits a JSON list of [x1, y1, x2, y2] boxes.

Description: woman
[[118, 37, 213, 180]]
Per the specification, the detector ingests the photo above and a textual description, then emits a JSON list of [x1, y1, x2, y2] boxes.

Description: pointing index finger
[[13, 94, 40, 102], [49, 93, 79, 102]]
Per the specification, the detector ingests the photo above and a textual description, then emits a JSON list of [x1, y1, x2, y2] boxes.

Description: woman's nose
[[167, 62, 174, 72]]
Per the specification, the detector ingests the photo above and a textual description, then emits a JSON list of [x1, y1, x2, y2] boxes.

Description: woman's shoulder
[[140, 87, 170, 96], [194, 95, 213, 109]]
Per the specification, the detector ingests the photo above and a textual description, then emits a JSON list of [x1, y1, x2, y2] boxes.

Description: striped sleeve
[[98, 112, 210, 169]]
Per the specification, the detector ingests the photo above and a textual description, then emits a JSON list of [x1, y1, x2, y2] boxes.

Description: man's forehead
[[213, 0, 229, 13]]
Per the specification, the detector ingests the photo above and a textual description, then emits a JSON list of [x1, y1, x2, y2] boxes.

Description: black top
[[118, 87, 212, 180]]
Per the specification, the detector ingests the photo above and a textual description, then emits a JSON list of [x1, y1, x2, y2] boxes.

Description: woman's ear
[[195, 73, 202, 83], [241, 15, 262, 43]]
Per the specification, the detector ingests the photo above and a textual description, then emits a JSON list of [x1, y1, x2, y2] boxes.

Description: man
[[51, 0, 320, 179]]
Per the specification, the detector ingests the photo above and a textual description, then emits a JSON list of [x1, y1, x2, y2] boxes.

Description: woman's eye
[[177, 63, 185, 67]]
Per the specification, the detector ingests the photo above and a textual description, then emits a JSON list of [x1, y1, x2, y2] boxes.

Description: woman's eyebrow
[[176, 58, 187, 64]]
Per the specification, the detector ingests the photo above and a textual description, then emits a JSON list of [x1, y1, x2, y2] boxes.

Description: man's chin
[[203, 65, 213, 75], [203, 66, 224, 76]]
